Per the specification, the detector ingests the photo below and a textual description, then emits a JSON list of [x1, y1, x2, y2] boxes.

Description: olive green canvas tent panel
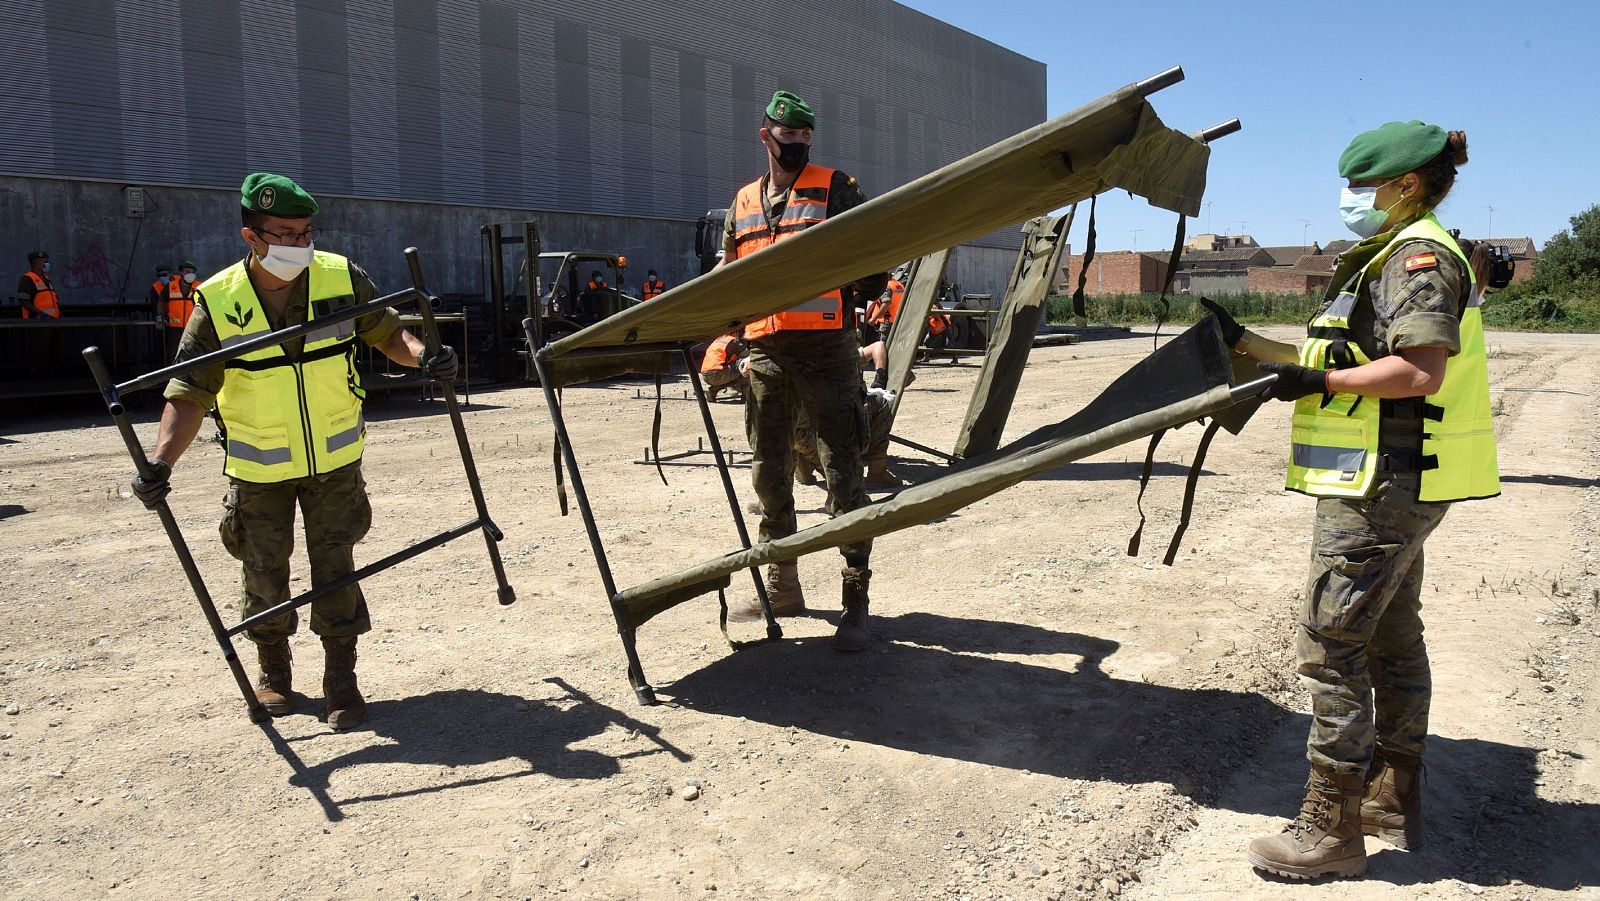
[[880, 248, 952, 425], [541, 75, 1209, 375], [615, 318, 1255, 628], [952, 212, 1077, 459]]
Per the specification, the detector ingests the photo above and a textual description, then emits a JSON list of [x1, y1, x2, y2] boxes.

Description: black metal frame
[[82, 249, 514, 723], [528, 321, 779, 704]]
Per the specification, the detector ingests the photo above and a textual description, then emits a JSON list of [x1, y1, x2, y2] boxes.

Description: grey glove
[[419, 345, 459, 383], [1199, 296, 1244, 348], [132, 460, 171, 509]]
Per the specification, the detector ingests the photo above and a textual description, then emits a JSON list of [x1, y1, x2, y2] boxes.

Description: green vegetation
[[1481, 204, 1600, 332], [1045, 204, 1600, 332], [1045, 292, 1319, 327]]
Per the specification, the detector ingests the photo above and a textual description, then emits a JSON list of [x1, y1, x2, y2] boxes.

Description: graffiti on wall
[[58, 244, 125, 295]]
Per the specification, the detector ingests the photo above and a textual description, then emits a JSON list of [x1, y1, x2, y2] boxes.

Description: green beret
[[240, 172, 319, 217], [1338, 120, 1448, 180], [179, 260, 197, 270], [27, 250, 48, 262], [765, 90, 815, 129]]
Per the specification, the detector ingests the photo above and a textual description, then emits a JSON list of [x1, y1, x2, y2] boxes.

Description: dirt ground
[[2, 327, 1597, 900]]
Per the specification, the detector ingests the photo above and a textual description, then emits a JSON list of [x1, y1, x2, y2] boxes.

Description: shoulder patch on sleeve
[[1403, 252, 1438, 272]]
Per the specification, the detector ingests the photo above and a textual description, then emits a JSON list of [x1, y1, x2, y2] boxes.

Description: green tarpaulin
[[541, 79, 1209, 378]]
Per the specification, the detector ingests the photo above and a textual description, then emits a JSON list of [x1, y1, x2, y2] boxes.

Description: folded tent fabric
[[541, 88, 1209, 375], [614, 318, 1247, 628]]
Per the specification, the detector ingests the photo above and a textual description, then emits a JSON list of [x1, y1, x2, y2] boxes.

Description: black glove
[[419, 345, 459, 383], [132, 460, 172, 510], [1199, 296, 1244, 348], [1257, 362, 1329, 401]]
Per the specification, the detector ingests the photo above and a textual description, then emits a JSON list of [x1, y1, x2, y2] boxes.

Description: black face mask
[[769, 136, 810, 174]]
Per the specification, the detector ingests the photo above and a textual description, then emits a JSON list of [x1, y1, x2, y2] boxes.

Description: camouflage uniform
[[795, 385, 894, 478], [165, 257, 399, 644], [1297, 225, 1469, 774], [724, 168, 885, 566], [746, 329, 872, 562]]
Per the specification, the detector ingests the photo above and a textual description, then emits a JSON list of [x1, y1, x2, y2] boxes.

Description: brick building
[[1175, 246, 1274, 295], [1061, 250, 1171, 295]]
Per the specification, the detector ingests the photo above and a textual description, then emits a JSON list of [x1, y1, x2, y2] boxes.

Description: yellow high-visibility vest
[[205, 251, 366, 482], [1286, 214, 1499, 502]]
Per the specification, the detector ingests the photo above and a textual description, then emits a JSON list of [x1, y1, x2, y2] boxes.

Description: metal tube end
[[1198, 118, 1243, 144], [1134, 66, 1185, 97]]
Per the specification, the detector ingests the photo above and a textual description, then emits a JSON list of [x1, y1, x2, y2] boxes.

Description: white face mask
[[257, 242, 314, 280], [182, 271, 196, 283], [1339, 179, 1405, 238]]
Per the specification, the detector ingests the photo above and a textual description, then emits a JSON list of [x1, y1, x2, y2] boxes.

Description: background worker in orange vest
[[16, 249, 63, 374], [716, 90, 888, 651], [641, 269, 667, 301], [861, 274, 907, 389], [16, 251, 61, 320], [150, 263, 175, 310], [164, 259, 199, 329]]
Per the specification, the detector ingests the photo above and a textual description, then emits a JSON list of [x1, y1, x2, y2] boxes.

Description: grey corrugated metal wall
[[3, 0, 1045, 235]]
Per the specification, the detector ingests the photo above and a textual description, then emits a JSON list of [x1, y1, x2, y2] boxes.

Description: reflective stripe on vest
[[206, 251, 366, 483], [1285, 214, 1500, 502], [22, 271, 60, 319], [642, 279, 666, 301], [730, 164, 845, 339]]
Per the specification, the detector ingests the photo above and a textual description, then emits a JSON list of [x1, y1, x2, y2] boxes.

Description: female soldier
[[1206, 121, 1499, 879]]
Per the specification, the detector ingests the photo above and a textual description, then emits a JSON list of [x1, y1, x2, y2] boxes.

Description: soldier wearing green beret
[[130, 172, 460, 730], [1209, 123, 1499, 879], [718, 90, 889, 651]]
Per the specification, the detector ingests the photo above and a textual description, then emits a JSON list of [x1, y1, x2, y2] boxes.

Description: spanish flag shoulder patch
[[1404, 252, 1438, 272]]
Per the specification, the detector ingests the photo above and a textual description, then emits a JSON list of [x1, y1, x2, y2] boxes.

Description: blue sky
[[898, 0, 1600, 252]]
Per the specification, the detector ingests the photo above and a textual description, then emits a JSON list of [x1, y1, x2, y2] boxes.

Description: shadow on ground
[[661, 611, 1598, 891], [271, 678, 687, 822]]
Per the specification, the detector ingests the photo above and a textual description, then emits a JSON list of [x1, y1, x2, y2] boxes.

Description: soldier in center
[[720, 90, 888, 651]]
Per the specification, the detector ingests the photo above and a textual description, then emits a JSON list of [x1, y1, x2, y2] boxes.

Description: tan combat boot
[[832, 567, 871, 652], [1363, 745, 1424, 850], [1246, 766, 1367, 879], [321, 636, 367, 730], [727, 562, 807, 622], [254, 640, 294, 716]]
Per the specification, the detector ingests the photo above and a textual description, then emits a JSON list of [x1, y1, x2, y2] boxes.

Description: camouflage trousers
[[746, 330, 871, 564], [796, 386, 894, 468], [1297, 474, 1448, 773], [220, 462, 374, 644]]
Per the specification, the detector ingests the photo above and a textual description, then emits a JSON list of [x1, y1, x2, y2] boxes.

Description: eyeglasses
[[253, 226, 322, 246]]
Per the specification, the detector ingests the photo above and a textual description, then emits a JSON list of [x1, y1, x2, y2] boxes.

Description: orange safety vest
[[730, 164, 845, 339], [587, 280, 607, 291], [165, 275, 195, 328], [927, 308, 950, 336], [701, 334, 741, 372], [870, 278, 905, 325], [642, 278, 666, 301], [21, 271, 60, 319]]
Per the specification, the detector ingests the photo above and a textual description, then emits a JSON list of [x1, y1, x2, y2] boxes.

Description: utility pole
[[1486, 204, 1496, 237], [1130, 228, 1142, 252]]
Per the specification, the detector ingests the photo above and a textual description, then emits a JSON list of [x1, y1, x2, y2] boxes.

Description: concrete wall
[[2, 173, 1017, 309], [1185, 271, 1251, 296], [0, 175, 699, 305]]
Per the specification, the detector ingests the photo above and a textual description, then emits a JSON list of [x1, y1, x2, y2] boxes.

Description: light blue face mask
[[1339, 179, 1405, 238]]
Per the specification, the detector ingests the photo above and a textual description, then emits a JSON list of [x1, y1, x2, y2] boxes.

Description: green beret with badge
[[766, 90, 816, 129], [240, 172, 320, 217], [1338, 120, 1448, 180]]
